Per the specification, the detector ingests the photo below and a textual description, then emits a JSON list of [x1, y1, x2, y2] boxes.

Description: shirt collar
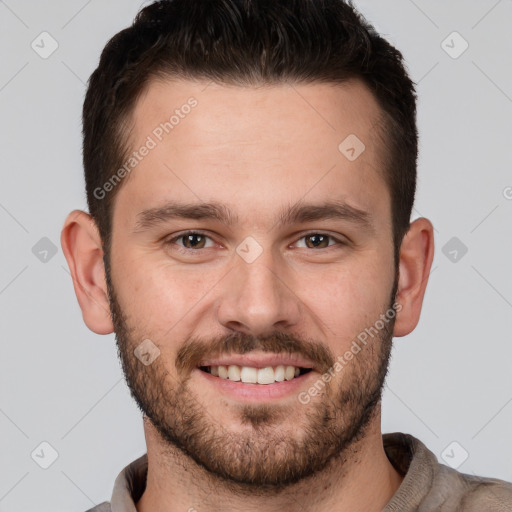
[[110, 433, 427, 511], [111, 453, 148, 512]]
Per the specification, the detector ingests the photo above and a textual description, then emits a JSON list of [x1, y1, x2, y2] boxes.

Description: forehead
[[130, 77, 383, 154], [116, 77, 390, 227]]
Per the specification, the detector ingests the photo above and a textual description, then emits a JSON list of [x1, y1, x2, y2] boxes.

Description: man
[[61, 0, 512, 510]]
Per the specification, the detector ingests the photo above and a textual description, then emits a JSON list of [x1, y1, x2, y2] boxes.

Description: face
[[105, 78, 398, 487]]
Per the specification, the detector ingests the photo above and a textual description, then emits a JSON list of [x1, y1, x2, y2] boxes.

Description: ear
[[60, 210, 114, 334], [393, 217, 435, 337]]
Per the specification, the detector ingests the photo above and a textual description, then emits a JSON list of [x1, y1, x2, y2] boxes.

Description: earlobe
[[60, 210, 114, 335], [393, 217, 435, 337]]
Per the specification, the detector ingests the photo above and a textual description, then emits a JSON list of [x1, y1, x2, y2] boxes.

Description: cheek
[[111, 251, 221, 336], [299, 254, 394, 340]]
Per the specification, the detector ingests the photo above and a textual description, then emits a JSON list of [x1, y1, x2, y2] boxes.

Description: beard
[[105, 259, 397, 490]]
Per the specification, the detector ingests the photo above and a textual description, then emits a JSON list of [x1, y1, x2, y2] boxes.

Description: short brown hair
[[83, 0, 418, 259]]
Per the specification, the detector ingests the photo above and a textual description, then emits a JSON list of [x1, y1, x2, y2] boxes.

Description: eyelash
[[165, 230, 346, 252]]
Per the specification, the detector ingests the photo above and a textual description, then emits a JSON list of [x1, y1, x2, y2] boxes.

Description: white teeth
[[285, 365, 295, 381], [240, 366, 258, 383], [218, 365, 228, 379], [274, 365, 285, 382], [227, 365, 241, 381], [205, 364, 308, 384], [257, 366, 275, 385]]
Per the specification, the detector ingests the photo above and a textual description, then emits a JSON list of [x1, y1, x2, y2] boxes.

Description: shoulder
[[454, 470, 512, 511], [383, 433, 512, 511], [422, 446, 512, 510], [84, 502, 111, 512]]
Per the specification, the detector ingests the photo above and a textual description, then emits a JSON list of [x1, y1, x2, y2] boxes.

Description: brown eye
[[304, 234, 331, 249], [168, 232, 215, 250], [181, 233, 207, 249]]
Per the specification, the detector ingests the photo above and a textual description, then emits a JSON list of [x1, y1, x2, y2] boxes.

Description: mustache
[[176, 331, 336, 376]]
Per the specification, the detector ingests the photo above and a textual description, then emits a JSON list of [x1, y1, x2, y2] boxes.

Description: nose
[[216, 248, 302, 336]]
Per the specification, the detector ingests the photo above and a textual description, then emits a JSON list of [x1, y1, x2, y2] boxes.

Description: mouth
[[199, 364, 313, 385]]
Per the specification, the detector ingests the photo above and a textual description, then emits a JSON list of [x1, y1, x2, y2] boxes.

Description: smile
[[199, 365, 313, 384]]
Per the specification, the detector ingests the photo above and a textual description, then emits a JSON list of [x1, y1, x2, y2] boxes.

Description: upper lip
[[198, 352, 317, 370]]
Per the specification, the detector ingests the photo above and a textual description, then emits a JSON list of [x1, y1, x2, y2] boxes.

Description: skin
[[61, 78, 434, 511]]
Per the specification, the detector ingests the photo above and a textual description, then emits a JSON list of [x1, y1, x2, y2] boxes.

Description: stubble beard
[[105, 257, 396, 490]]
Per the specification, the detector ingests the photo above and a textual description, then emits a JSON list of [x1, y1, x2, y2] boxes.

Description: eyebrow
[[134, 203, 238, 231], [278, 200, 373, 232], [134, 200, 374, 233]]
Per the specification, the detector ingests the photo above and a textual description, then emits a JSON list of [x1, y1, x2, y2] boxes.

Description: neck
[[136, 413, 403, 512]]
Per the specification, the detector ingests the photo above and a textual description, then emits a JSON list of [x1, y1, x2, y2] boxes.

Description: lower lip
[[194, 368, 316, 402]]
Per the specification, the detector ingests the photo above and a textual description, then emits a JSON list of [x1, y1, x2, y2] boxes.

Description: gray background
[[0, 1, 511, 510]]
